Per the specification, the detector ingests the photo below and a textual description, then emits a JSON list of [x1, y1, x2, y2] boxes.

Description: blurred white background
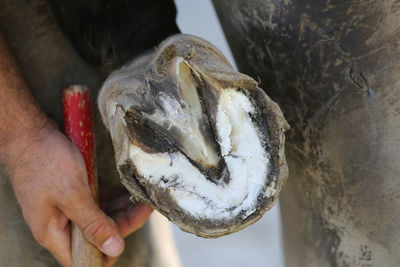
[[170, 1, 286, 267]]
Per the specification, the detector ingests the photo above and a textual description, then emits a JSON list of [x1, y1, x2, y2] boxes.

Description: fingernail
[[102, 236, 124, 257]]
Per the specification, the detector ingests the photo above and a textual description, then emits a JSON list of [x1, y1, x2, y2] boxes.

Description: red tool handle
[[62, 85, 103, 267], [62, 85, 96, 190]]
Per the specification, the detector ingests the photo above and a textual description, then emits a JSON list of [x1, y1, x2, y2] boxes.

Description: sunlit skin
[[0, 32, 153, 267], [2, 119, 153, 267]]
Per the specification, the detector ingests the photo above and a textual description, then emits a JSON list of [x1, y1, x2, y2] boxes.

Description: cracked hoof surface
[[98, 34, 288, 237]]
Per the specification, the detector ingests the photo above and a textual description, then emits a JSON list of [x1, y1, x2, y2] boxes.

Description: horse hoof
[[98, 34, 289, 237]]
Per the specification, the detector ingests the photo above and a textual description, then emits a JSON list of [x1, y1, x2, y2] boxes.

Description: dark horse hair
[[48, 0, 180, 73]]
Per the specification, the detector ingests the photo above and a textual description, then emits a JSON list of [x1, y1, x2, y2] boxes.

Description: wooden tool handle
[[62, 85, 103, 267]]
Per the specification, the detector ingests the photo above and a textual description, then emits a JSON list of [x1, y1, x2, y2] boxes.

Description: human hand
[[1, 120, 152, 266], [99, 185, 154, 266]]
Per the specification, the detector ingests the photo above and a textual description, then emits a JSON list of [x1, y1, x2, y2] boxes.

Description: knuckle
[[82, 217, 110, 242]]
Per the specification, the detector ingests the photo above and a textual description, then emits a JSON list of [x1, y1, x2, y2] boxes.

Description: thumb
[[59, 188, 125, 257]]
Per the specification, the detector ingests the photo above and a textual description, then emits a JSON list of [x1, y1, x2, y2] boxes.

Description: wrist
[[0, 113, 57, 173]]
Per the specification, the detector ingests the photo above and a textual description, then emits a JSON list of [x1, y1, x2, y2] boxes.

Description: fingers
[[113, 202, 153, 237], [43, 212, 72, 267], [29, 208, 72, 267], [58, 186, 125, 258]]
